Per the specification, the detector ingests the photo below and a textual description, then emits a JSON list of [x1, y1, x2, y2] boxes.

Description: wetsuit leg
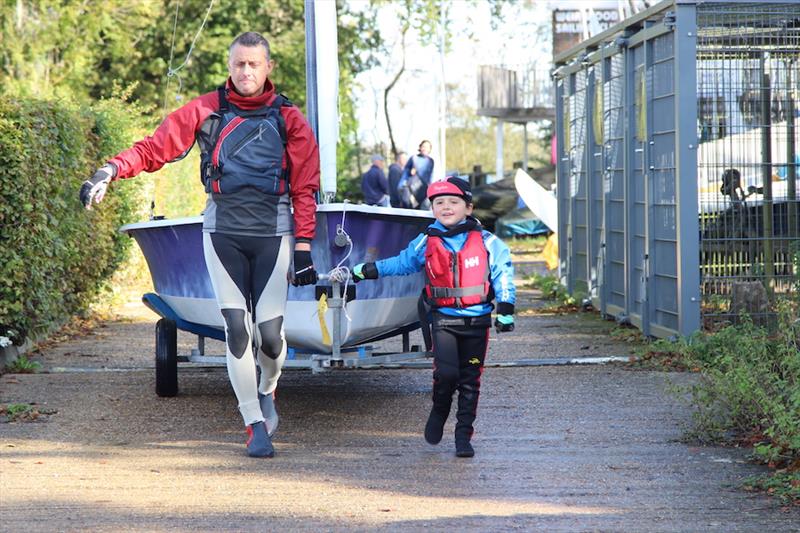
[[423, 320, 462, 444], [431, 321, 461, 417], [251, 236, 292, 396], [454, 326, 490, 443], [203, 232, 262, 425]]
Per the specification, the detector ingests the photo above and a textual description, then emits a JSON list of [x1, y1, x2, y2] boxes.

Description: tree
[[371, 0, 512, 160], [2, 0, 381, 203], [0, 1, 158, 100]]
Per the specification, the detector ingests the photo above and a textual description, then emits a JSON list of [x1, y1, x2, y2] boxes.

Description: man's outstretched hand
[[80, 163, 117, 209]]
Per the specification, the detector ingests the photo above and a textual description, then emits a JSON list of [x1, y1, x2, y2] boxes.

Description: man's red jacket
[[108, 78, 320, 240]]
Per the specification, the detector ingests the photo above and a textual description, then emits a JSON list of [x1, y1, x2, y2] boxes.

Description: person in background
[[361, 154, 389, 206], [388, 151, 407, 208], [79, 31, 320, 459], [398, 140, 434, 209], [352, 177, 516, 457]]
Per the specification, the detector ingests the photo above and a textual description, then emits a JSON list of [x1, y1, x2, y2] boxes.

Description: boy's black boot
[[455, 431, 474, 458], [454, 383, 479, 457], [424, 407, 448, 444], [424, 385, 452, 445]]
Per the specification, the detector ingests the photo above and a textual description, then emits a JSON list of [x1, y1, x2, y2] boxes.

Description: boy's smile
[[431, 195, 473, 228]]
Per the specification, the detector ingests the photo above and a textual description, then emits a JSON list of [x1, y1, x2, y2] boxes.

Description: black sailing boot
[[454, 383, 479, 457], [424, 384, 453, 445]]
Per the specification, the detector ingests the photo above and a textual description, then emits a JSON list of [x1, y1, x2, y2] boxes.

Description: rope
[[151, 0, 216, 218], [326, 202, 354, 322], [165, 0, 216, 90]]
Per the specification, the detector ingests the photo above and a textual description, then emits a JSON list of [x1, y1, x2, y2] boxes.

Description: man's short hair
[[230, 32, 271, 59], [395, 151, 407, 161]]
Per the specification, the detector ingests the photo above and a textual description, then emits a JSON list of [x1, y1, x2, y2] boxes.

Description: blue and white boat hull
[[120, 203, 434, 352]]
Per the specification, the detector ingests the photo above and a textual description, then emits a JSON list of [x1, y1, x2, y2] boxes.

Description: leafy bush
[[0, 94, 144, 344], [660, 311, 800, 467]]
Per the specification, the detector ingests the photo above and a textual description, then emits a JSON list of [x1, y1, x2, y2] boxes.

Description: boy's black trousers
[[430, 313, 491, 441]]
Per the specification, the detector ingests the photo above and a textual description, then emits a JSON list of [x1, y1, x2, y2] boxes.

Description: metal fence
[[554, 0, 799, 338]]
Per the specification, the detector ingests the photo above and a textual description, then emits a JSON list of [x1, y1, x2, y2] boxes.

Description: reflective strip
[[212, 116, 246, 167], [429, 284, 486, 298]]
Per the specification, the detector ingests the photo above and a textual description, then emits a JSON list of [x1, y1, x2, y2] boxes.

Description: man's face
[[398, 153, 408, 167], [419, 142, 432, 156], [228, 44, 274, 97]]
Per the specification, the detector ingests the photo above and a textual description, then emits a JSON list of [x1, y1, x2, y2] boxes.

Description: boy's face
[[431, 195, 472, 228]]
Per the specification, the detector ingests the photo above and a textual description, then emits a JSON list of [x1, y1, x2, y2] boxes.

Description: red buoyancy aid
[[424, 230, 490, 308]]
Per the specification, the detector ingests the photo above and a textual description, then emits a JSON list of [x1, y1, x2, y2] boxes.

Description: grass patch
[[508, 235, 548, 257], [5, 355, 41, 374], [523, 272, 585, 313], [0, 402, 56, 422]]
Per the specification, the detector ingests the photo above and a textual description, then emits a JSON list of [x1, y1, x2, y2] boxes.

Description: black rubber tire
[[155, 318, 178, 397]]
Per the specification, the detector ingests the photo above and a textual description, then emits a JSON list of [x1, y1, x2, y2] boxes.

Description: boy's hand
[[494, 302, 515, 333], [495, 315, 514, 333], [352, 262, 378, 283]]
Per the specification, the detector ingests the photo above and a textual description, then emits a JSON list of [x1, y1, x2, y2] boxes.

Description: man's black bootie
[[455, 436, 474, 458], [424, 409, 447, 445]]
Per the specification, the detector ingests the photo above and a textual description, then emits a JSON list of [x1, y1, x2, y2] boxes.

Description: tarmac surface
[[2, 294, 799, 531]]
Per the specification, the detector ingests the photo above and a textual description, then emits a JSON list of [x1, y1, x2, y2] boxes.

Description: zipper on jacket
[[452, 253, 461, 307], [228, 117, 281, 161]]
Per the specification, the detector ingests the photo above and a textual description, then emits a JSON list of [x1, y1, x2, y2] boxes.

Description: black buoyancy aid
[[197, 86, 290, 195], [424, 220, 490, 308]]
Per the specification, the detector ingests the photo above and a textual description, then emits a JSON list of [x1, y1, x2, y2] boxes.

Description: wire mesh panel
[[568, 70, 589, 293], [649, 31, 680, 334], [554, 0, 796, 338], [604, 53, 627, 313], [630, 42, 647, 325], [695, 2, 800, 326], [589, 63, 605, 305]]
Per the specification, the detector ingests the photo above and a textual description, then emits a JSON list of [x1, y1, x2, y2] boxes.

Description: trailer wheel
[[155, 318, 178, 397]]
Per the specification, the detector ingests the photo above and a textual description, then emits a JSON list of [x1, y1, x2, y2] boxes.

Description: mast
[[304, 0, 339, 201]]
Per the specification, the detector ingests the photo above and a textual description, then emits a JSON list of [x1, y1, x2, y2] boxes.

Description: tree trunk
[[384, 26, 408, 159]]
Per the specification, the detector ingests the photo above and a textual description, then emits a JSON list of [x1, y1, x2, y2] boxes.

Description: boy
[[353, 177, 516, 457]]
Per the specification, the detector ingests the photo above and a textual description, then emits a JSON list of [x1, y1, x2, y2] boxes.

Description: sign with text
[[553, 8, 621, 56]]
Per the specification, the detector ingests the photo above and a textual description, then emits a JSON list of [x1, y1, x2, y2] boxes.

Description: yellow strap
[[317, 293, 331, 347]]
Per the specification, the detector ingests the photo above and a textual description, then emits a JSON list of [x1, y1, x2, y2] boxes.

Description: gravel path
[[1, 295, 797, 531]]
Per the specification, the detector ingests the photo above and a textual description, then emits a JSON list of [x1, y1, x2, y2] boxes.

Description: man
[[361, 154, 389, 206], [387, 151, 407, 208], [79, 32, 320, 458], [398, 140, 434, 209]]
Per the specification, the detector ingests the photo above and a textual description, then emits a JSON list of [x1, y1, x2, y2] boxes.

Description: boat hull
[[120, 204, 434, 352]]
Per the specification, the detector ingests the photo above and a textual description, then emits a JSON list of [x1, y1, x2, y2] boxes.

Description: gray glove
[[80, 163, 117, 209]]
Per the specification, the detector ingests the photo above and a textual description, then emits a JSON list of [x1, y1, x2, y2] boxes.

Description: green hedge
[[0, 96, 143, 344]]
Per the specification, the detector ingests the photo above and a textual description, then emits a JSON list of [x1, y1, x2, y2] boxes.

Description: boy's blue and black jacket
[[375, 219, 516, 318]]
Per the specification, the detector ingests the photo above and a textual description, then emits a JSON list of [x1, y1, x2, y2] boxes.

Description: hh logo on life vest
[[464, 256, 480, 269]]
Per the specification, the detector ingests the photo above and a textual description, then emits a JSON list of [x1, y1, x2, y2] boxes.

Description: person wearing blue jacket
[[397, 140, 434, 209], [353, 176, 516, 457]]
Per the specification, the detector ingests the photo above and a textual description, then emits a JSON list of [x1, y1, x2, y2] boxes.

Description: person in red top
[[80, 32, 320, 458]]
